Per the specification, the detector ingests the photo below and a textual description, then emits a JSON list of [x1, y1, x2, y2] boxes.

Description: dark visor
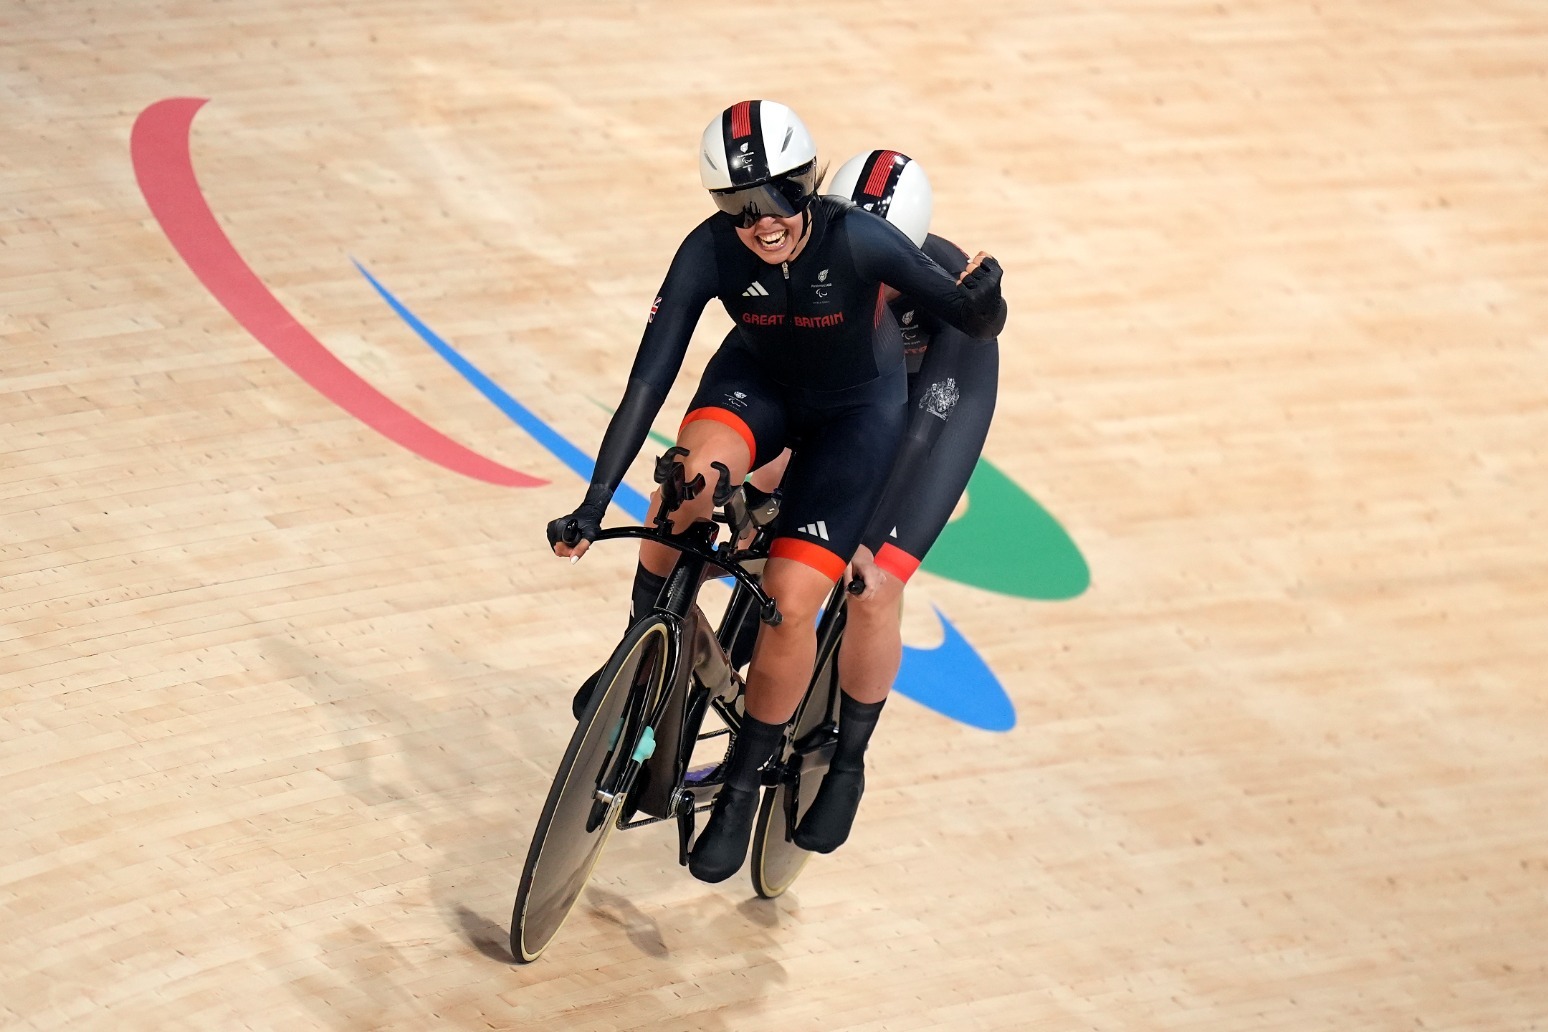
[[709, 161, 820, 227]]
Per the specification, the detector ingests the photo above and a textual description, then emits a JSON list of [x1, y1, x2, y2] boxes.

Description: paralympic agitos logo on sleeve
[[132, 97, 1089, 732]]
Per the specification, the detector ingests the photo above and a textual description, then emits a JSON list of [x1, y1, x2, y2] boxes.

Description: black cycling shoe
[[571, 668, 601, 720], [687, 783, 760, 883], [791, 766, 865, 854]]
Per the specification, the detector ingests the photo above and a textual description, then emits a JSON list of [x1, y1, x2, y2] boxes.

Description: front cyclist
[[546, 101, 1007, 884]]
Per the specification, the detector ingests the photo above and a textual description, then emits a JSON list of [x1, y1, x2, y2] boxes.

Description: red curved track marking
[[131, 97, 544, 488]]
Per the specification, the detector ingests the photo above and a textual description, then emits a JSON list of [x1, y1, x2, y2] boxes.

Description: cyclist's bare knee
[[761, 559, 835, 626], [676, 421, 750, 479]]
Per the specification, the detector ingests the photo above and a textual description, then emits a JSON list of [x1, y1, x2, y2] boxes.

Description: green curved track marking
[[921, 458, 1089, 600]]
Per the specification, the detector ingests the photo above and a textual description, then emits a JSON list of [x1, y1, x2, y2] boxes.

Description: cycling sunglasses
[[709, 162, 820, 228]]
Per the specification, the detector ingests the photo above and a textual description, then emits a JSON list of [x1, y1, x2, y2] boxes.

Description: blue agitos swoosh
[[352, 260, 651, 522], [896, 606, 1015, 731], [357, 263, 1012, 730]]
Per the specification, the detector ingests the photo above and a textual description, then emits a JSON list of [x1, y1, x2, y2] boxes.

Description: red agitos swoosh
[[130, 97, 542, 487]]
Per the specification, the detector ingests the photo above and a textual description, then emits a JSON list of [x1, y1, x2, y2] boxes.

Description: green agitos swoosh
[[923, 458, 1089, 600]]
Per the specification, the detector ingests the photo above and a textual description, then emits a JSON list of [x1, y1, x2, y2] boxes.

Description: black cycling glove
[[960, 255, 1002, 301], [956, 255, 1006, 338], [546, 484, 611, 550]]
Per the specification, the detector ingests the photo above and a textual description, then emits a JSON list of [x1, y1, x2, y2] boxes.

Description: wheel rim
[[752, 779, 812, 897], [513, 621, 670, 961]]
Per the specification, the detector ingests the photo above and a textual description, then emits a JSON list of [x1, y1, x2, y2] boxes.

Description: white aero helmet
[[826, 149, 933, 248], [700, 99, 821, 227]]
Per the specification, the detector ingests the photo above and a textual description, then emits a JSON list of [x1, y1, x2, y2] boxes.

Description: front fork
[[593, 726, 658, 807]]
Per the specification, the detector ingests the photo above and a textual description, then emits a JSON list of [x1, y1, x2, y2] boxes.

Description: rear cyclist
[[546, 100, 1006, 884], [772, 150, 1003, 855]]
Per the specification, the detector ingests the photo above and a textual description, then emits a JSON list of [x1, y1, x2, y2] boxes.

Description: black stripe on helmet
[[722, 100, 771, 187], [853, 149, 908, 220]]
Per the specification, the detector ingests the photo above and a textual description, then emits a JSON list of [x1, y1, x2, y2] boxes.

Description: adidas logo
[[742, 282, 769, 297], [798, 521, 830, 541]]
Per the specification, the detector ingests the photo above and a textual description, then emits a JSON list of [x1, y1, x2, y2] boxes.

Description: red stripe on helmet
[[731, 101, 752, 139], [862, 150, 902, 197]]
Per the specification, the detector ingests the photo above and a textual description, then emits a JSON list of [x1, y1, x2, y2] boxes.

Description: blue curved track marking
[[352, 259, 650, 521], [895, 606, 1016, 732]]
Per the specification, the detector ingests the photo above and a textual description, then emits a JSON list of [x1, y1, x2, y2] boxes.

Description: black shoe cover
[[792, 766, 865, 854], [688, 783, 759, 883]]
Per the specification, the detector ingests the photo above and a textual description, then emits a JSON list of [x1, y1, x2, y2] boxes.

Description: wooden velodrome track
[[5, 0, 1547, 1028]]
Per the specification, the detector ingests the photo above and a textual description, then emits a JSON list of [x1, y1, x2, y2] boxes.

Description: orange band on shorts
[[680, 407, 757, 466], [769, 538, 848, 582], [875, 542, 923, 584]]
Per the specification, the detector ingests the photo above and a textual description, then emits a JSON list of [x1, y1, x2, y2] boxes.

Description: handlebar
[[587, 524, 782, 627]]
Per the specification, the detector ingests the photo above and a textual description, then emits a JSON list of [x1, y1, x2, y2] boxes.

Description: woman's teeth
[[758, 229, 787, 247]]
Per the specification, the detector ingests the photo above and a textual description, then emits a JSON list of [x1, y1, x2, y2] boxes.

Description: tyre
[[749, 641, 840, 899], [510, 617, 672, 962]]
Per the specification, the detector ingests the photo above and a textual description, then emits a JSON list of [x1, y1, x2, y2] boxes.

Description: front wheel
[[510, 617, 672, 963]]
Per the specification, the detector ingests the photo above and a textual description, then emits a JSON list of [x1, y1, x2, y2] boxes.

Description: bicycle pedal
[[675, 801, 696, 866]]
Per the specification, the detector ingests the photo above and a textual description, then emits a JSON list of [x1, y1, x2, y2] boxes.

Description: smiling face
[[734, 213, 807, 265]]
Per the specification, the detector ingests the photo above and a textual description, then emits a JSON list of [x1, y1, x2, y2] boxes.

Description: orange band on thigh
[[875, 542, 923, 584], [769, 538, 848, 582], [680, 407, 757, 466]]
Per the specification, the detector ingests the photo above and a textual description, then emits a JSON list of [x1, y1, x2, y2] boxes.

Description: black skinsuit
[[575, 197, 1005, 579], [861, 232, 1000, 581]]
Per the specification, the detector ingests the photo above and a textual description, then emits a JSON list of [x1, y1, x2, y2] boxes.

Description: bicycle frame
[[627, 527, 852, 847], [580, 517, 780, 850]]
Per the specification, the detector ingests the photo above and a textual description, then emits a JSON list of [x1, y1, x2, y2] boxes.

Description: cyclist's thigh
[[773, 372, 908, 583], [681, 345, 790, 471], [879, 344, 999, 580]]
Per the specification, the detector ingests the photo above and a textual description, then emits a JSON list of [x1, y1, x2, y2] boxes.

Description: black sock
[[630, 563, 669, 623], [727, 715, 784, 793], [832, 692, 886, 772]]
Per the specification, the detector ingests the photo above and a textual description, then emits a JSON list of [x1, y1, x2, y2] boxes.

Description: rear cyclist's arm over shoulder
[[547, 222, 721, 556], [847, 208, 1007, 340], [860, 313, 987, 560]]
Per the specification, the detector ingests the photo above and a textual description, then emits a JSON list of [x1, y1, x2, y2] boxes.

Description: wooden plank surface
[[3, 1, 1546, 1028]]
